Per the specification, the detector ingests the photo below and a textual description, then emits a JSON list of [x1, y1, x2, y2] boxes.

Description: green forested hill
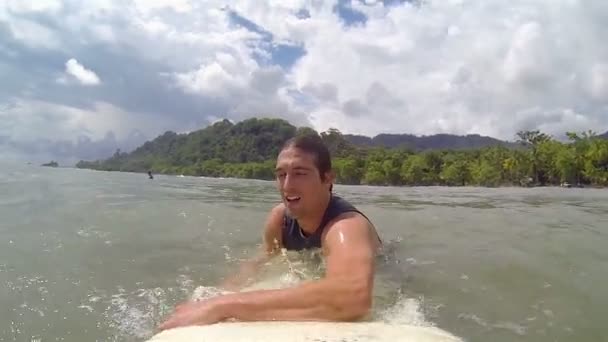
[[76, 118, 608, 187], [77, 118, 300, 179], [343, 132, 518, 150]]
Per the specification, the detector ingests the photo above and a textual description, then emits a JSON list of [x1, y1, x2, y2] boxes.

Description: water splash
[[96, 275, 199, 341], [97, 244, 442, 341], [375, 293, 431, 327]]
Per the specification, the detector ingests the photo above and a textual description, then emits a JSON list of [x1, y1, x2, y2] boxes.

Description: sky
[[1, 0, 607, 164]]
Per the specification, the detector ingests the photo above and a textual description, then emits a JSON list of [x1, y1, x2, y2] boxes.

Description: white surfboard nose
[[146, 321, 464, 342]]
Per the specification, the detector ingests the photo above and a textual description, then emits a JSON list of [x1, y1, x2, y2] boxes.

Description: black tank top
[[281, 195, 373, 251]]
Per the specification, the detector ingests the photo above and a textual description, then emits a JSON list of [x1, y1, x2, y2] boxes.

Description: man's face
[[275, 147, 331, 219]]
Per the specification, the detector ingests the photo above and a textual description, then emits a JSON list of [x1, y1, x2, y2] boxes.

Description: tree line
[[76, 117, 608, 187]]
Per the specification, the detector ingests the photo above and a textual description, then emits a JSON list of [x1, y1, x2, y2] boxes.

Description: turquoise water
[[1, 163, 607, 341]]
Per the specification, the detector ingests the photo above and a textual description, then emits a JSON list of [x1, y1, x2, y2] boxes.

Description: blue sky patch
[[333, 0, 413, 26], [333, 0, 367, 27], [269, 43, 306, 70], [295, 8, 311, 19], [381, 0, 411, 7], [227, 9, 272, 40], [227, 9, 306, 71]]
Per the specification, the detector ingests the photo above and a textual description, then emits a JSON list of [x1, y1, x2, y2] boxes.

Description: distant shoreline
[[72, 166, 607, 190], [71, 118, 608, 189]]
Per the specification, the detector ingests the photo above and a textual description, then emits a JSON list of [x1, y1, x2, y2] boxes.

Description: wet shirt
[[281, 195, 372, 251]]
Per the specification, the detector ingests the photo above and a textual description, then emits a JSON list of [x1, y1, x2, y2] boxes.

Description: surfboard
[[147, 254, 463, 342], [146, 321, 464, 342]]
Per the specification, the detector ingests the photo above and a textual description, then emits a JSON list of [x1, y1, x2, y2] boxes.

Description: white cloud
[[0, 98, 173, 143], [133, 0, 192, 14], [0, 1, 63, 49], [63, 58, 101, 86], [589, 63, 608, 101], [502, 21, 553, 86], [0, 15, 62, 50], [268, 0, 608, 139], [3, 0, 63, 14], [2, 0, 608, 164]]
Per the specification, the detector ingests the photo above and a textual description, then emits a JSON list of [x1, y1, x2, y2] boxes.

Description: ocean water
[[1, 163, 607, 342]]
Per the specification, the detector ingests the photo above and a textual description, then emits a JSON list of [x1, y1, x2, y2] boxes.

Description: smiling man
[[159, 133, 382, 330]]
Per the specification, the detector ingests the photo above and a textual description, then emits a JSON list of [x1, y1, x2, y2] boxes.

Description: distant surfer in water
[[158, 133, 382, 330]]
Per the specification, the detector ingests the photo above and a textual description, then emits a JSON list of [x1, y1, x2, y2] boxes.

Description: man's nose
[[283, 173, 296, 190]]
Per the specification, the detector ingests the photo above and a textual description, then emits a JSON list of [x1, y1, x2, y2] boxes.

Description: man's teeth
[[286, 196, 301, 201]]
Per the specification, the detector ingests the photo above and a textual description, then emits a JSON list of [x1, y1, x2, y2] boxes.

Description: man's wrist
[[211, 293, 238, 320]]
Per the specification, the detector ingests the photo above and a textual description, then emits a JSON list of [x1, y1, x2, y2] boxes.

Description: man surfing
[[158, 133, 382, 331]]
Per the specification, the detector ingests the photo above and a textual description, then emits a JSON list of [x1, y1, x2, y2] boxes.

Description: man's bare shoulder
[[262, 203, 286, 251], [267, 203, 285, 224], [321, 211, 378, 291], [322, 211, 381, 252]]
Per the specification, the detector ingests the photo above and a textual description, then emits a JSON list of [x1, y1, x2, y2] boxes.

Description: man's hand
[[158, 298, 226, 331]]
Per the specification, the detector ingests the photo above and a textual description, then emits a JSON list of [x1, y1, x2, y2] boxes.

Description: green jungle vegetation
[[76, 117, 608, 187]]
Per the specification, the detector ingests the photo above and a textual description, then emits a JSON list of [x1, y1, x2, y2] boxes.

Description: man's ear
[[324, 170, 336, 184]]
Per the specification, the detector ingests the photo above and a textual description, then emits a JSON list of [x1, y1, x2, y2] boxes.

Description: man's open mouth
[[286, 196, 301, 202]]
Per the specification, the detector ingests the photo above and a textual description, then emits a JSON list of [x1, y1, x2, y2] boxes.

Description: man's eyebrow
[[275, 166, 313, 171]]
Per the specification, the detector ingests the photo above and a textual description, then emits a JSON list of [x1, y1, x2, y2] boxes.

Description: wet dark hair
[[280, 133, 333, 191]]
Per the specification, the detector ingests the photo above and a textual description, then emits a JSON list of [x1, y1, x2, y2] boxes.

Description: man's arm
[[219, 204, 285, 291], [213, 212, 376, 322]]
